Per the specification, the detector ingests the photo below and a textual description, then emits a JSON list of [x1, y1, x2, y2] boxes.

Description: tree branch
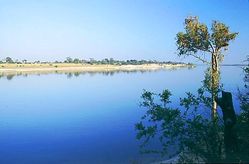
[[208, 41, 215, 53], [194, 45, 213, 53], [187, 54, 210, 64]]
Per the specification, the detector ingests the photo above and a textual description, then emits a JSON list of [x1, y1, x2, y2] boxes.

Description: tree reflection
[[135, 63, 249, 163], [6, 74, 15, 80]]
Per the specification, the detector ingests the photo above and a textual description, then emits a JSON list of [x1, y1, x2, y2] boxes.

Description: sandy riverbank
[[0, 63, 193, 74]]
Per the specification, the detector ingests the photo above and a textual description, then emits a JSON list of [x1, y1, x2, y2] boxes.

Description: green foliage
[[176, 16, 238, 63], [136, 90, 183, 155], [176, 16, 237, 119], [64, 57, 73, 63], [0, 57, 189, 65], [5, 57, 14, 63], [236, 57, 249, 161], [136, 89, 224, 162], [73, 58, 80, 63], [211, 21, 238, 51], [177, 17, 211, 55], [136, 60, 249, 163]]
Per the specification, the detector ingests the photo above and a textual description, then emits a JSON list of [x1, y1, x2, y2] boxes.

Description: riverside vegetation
[[0, 57, 193, 75], [136, 17, 248, 163], [0, 57, 190, 66]]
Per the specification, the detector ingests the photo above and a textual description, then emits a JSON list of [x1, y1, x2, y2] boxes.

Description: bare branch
[[187, 54, 210, 64]]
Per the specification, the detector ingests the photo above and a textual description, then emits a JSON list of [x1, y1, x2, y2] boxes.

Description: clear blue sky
[[0, 0, 248, 63]]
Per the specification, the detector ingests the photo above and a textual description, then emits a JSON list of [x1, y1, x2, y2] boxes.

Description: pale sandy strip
[[0, 64, 190, 73]]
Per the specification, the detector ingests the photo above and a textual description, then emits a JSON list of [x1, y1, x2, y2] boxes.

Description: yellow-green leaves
[[176, 16, 238, 64], [211, 21, 238, 50]]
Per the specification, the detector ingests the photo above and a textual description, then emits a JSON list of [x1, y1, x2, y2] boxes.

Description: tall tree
[[176, 16, 238, 119]]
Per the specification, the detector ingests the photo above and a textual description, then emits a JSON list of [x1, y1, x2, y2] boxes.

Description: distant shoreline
[[0, 63, 193, 74], [221, 64, 247, 66], [196, 64, 247, 67]]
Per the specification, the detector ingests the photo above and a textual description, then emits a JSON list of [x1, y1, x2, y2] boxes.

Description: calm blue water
[[0, 66, 244, 164]]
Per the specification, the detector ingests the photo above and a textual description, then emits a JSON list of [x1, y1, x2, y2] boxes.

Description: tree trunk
[[216, 91, 237, 160], [211, 52, 219, 120]]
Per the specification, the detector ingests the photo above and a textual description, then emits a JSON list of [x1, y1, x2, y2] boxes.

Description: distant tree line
[[0, 57, 189, 65]]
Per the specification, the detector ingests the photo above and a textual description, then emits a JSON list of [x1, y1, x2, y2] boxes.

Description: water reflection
[[0, 65, 244, 163], [135, 64, 249, 163], [0, 66, 194, 80], [6, 74, 15, 81]]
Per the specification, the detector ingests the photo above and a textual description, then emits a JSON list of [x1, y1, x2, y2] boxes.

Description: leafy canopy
[[176, 16, 238, 63]]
